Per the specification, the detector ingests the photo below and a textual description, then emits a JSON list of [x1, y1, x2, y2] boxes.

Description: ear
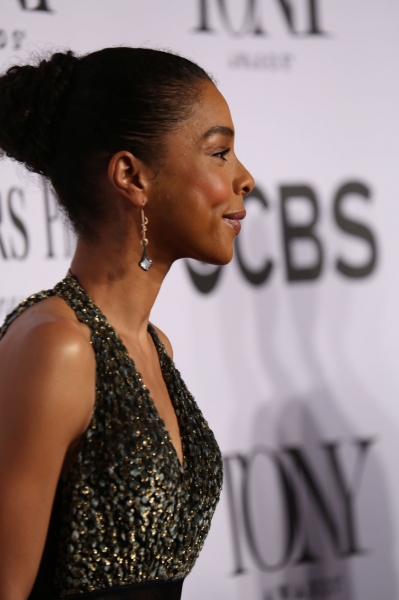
[[108, 151, 153, 208]]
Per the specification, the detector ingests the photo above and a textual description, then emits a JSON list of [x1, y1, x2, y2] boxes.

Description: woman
[[0, 47, 254, 600]]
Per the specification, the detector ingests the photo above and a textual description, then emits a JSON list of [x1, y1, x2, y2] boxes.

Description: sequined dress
[[0, 275, 223, 600]]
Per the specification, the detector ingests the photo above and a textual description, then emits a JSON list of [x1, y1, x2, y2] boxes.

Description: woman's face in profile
[[148, 80, 255, 266]]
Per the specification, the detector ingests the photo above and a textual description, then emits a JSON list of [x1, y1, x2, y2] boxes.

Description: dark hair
[[0, 47, 212, 236]]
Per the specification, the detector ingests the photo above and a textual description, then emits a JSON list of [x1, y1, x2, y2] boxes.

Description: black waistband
[[58, 579, 184, 600]]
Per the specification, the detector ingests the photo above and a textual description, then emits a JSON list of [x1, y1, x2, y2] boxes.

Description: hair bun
[[0, 50, 78, 176]]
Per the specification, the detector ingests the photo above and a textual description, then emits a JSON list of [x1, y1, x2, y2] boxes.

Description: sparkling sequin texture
[[0, 275, 223, 596]]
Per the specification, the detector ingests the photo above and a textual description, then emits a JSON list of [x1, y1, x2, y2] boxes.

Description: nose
[[236, 160, 255, 197]]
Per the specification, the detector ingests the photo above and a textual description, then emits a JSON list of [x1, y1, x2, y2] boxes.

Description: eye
[[213, 148, 230, 161]]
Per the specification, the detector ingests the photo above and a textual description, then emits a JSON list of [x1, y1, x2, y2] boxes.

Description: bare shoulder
[[151, 324, 173, 359], [0, 296, 95, 441], [0, 295, 93, 373], [4, 296, 90, 340]]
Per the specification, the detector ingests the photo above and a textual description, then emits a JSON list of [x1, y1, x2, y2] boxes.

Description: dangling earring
[[138, 206, 153, 271]]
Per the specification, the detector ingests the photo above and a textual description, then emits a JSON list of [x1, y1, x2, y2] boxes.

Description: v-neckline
[[65, 274, 185, 472]]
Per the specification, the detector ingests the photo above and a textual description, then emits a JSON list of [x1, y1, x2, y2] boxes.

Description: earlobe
[[108, 151, 148, 208]]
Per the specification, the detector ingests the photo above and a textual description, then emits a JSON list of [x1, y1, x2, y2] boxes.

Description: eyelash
[[213, 148, 230, 161]]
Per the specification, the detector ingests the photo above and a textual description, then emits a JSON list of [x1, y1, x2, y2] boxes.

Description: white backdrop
[[1, 1, 399, 599]]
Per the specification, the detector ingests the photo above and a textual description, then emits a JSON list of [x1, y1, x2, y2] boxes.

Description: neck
[[70, 235, 171, 340]]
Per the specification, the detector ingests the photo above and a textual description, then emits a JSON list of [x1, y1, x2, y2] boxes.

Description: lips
[[222, 208, 246, 235]]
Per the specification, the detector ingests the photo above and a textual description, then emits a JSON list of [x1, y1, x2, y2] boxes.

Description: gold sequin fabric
[[0, 275, 223, 596]]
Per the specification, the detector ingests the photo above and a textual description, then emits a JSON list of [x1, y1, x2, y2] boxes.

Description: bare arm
[[0, 319, 95, 600]]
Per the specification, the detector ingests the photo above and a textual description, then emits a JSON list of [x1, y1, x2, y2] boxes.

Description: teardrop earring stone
[[139, 244, 153, 271]]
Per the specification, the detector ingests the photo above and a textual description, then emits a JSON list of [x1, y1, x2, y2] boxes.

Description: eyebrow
[[202, 125, 235, 139]]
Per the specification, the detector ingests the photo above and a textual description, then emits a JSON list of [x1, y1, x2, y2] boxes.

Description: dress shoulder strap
[[52, 275, 106, 333]]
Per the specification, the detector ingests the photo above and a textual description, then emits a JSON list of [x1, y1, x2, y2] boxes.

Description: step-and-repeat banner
[[1, 1, 399, 599]]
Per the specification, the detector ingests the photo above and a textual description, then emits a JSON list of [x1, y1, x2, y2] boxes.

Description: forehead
[[178, 81, 234, 142], [196, 81, 233, 126]]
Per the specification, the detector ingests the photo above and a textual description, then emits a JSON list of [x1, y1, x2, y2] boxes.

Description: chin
[[203, 246, 234, 266], [186, 238, 235, 265], [217, 254, 234, 266]]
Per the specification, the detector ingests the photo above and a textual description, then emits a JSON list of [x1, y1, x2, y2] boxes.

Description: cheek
[[192, 169, 231, 208]]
